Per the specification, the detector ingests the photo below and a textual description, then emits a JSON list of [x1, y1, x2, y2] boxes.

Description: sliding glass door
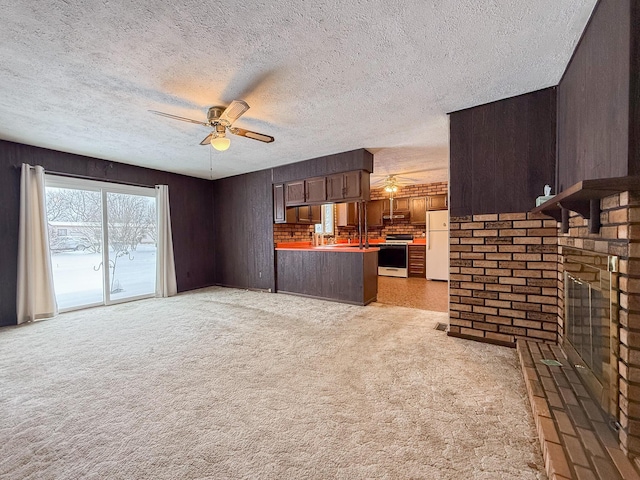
[[45, 176, 157, 311], [106, 192, 157, 302]]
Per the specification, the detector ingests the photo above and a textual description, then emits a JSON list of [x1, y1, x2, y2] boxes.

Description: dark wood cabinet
[[274, 184, 286, 223], [410, 197, 427, 224], [285, 180, 306, 206], [285, 177, 326, 206], [382, 197, 409, 213], [274, 184, 321, 224], [336, 202, 358, 227], [297, 205, 322, 224], [367, 200, 384, 227], [427, 194, 448, 211], [284, 170, 368, 207], [408, 245, 426, 277], [327, 170, 367, 202], [285, 207, 297, 223], [305, 177, 327, 204]]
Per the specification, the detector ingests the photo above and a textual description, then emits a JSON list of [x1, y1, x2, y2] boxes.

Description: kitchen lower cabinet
[[275, 248, 379, 305], [408, 244, 426, 277]]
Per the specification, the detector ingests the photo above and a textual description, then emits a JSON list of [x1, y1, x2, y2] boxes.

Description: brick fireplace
[[449, 191, 640, 457]]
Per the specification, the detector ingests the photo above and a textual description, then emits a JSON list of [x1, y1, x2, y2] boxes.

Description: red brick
[[460, 222, 485, 229], [485, 315, 513, 325], [473, 214, 498, 221], [499, 308, 527, 319], [485, 253, 513, 260], [513, 253, 542, 261], [499, 245, 527, 253], [499, 212, 527, 221], [471, 245, 498, 252], [514, 237, 543, 245], [499, 277, 527, 285], [513, 220, 542, 228], [460, 252, 485, 260], [499, 229, 527, 237], [485, 332, 514, 343], [485, 284, 513, 293], [528, 295, 557, 305]]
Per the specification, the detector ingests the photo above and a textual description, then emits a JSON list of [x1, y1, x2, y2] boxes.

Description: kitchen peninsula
[[275, 243, 379, 305]]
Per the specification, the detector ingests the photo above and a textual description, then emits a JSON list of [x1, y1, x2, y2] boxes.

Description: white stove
[[378, 235, 413, 277]]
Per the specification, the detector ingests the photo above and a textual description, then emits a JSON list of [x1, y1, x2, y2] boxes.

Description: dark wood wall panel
[[271, 149, 373, 184], [0, 140, 215, 327], [557, 0, 631, 191], [449, 110, 472, 216], [449, 88, 557, 217], [630, 2, 640, 176], [213, 169, 274, 291]]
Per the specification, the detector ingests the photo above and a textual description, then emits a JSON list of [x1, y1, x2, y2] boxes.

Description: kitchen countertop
[[275, 242, 380, 252]]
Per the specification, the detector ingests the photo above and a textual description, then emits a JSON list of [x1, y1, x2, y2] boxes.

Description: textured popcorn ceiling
[[0, 1, 596, 181]]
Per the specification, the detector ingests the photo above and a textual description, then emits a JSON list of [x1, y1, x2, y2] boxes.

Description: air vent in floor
[[435, 322, 447, 332]]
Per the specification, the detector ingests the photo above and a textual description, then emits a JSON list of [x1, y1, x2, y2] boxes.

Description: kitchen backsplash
[[274, 181, 448, 244]]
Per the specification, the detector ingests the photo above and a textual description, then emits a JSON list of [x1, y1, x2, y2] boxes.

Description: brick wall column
[[449, 212, 559, 345]]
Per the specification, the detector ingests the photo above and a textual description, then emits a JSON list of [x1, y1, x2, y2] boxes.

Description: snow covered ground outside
[[50, 244, 156, 310]]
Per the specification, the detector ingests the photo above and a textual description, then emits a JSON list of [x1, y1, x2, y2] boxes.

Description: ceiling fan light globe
[[211, 136, 231, 151]]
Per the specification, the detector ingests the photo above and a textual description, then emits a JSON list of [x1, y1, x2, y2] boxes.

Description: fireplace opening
[[563, 247, 619, 421]]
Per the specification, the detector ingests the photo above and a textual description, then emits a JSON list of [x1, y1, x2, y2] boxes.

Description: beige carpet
[[0, 287, 545, 479]]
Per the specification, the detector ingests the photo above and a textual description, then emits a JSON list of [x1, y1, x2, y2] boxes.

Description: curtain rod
[[14, 164, 155, 189]]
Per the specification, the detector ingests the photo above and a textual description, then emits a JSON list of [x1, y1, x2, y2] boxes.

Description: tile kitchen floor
[[376, 276, 448, 312]]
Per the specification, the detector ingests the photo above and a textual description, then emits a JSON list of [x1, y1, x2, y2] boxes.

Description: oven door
[[378, 244, 408, 277]]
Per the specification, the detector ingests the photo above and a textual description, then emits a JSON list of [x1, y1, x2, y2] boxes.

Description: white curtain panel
[[156, 185, 178, 297], [16, 164, 58, 324]]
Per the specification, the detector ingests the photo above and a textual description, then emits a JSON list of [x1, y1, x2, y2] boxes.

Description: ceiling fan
[[371, 168, 440, 193], [150, 100, 274, 151]]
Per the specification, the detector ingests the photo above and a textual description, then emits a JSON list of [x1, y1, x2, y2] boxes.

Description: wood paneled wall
[[213, 169, 275, 291], [449, 88, 557, 217], [630, 2, 640, 177], [0, 140, 215, 327], [556, 0, 632, 192]]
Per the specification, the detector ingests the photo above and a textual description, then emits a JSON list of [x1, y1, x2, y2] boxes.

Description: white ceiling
[[0, 1, 596, 183]]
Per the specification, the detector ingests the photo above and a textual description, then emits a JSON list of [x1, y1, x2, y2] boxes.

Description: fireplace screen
[[563, 247, 618, 419]]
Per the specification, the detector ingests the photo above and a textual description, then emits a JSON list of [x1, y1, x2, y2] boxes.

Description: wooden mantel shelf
[[531, 175, 640, 233]]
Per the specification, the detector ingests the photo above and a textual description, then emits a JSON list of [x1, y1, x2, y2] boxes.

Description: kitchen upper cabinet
[[297, 205, 322, 224], [274, 184, 286, 223], [285, 177, 326, 206], [382, 197, 410, 213], [367, 200, 384, 227], [410, 197, 427, 224], [305, 177, 327, 204], [336, 202, 358, 227], [285, 180, 306, 206], [427, 194, 448, 211], [327, 170, 368, 202]]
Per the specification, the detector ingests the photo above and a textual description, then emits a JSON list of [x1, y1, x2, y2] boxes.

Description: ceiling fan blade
[[199, 132, 214, 145], [229, 127, 274, 143], [149, 110, 208, 126], [219, 100, 250, 125]]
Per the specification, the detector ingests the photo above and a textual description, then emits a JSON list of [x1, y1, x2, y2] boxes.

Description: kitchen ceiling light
[[211, 135, 231, 151]]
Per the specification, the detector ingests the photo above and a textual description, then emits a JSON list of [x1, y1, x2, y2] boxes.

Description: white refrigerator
[[425, 210, 449, 281]]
